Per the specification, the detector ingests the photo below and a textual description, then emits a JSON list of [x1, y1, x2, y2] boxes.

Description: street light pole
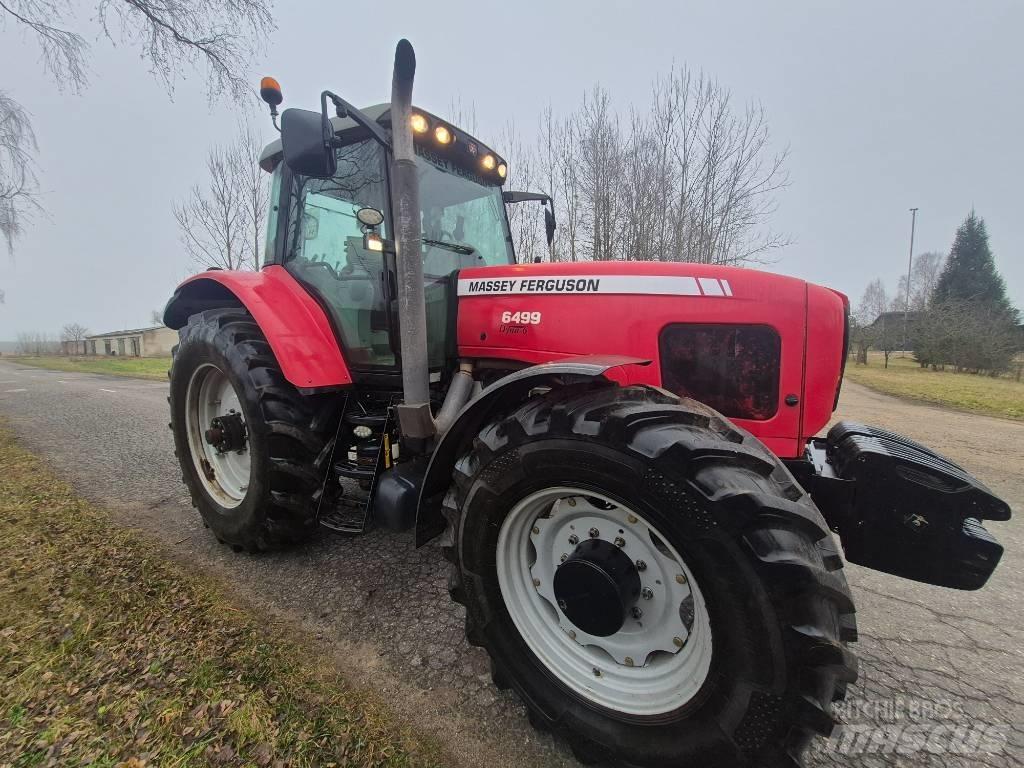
[[903, 207, 918, 356]]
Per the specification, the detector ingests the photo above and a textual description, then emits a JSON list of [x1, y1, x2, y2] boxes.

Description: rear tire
[[442, 384, 857, 767], [169, 309, 333, 551]]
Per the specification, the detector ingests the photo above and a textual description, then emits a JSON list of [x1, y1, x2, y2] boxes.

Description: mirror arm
[[321, 91, 391, 150], [502, 190, 552, 206]]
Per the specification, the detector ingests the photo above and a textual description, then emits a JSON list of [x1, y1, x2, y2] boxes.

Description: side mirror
[[544, 204, 556, 247], [280, 108, 336, 178]]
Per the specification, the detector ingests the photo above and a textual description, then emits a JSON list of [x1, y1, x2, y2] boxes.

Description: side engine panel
[[454, 261, 847, 458]]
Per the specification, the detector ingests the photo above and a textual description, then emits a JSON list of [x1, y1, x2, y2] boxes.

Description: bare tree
[[895, 251, 946, 311], [232, 123, 268, 270], [502, 66, 789, 265], [60, 322, 89, 355], [175, 126, 267, 271], [150, 308, 164, 325], [0, 92, 40, 255], [175, 143, 246, 271], [851, 278, 890, 364], [15, 330, 59, 355], [0, 0, 274, 258]]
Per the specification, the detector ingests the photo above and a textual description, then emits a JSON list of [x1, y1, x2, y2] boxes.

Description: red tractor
[[164, 41, 1010, 767]]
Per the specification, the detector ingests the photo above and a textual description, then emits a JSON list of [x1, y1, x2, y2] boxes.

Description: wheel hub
[[205, 411, 246, 453], [554, 539, 640, 637]]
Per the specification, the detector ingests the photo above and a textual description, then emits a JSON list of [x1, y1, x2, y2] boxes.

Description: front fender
[[163, 265, 352, 390], [415, 355, 650, 546]]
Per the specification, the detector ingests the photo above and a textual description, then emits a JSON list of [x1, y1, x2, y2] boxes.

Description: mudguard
[[163, 265, 352, 391], [415, 356, 650, 546]]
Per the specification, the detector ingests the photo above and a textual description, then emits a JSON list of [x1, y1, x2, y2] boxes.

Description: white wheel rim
[[185, 363, 250, 508], [496, 488, 713, 716]]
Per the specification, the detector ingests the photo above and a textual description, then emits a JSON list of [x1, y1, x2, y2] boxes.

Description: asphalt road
[[0, 359, 1021, 767]]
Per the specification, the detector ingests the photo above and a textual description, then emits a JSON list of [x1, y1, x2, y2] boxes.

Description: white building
[[84, 326, 178, 357]]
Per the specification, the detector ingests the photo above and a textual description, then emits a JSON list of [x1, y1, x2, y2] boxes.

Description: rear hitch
[[796, 422, 1010, 590]]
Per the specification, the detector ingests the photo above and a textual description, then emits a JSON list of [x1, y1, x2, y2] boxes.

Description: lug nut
[[635, 559, 647, 571], [627, 514, 638, 524], [641, 587, 654, 600], [614, 536, 626, 548], [624, 657, 634, 667], [673, 636, 685, 648], [676, 573, 687, 585], [532, 578, 541, 587], [560, 553, 568, 563], [588, 527, 600, 538], [568, 630, 576, 640], [532, 526, 539, 535], [567, 498, 577, 507], [631, 606, 643, 619], [592, 667, 602, 677], [557, 599, 568, 611], [568, 534, 579, 545]]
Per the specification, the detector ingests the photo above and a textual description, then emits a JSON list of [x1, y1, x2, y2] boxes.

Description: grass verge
[[0, 423, 445, 767], [844, 353, 1024, 421], [5, 356, 170, 381]]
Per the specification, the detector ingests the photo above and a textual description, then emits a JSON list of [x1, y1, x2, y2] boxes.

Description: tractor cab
[[258, 104, 513, 374]]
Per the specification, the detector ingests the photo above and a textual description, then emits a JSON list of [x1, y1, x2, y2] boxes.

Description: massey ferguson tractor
[[164, 41, 1010, 767]]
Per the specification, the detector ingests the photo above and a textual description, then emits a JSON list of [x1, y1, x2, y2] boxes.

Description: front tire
[[442, 384, 857, 767], [169, 309, 332, 551]]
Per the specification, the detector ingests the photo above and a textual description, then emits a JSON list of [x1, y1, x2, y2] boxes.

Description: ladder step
[[319, 497, 368, 534], [333, 463, 376, 482]]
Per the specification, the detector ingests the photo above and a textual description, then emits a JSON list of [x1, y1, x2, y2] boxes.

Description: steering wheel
[[305, 258, 345, 281]]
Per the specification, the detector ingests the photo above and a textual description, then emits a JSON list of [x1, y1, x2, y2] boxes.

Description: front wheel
[[442, 384, 857, 767], [169, 309, 331, 551]]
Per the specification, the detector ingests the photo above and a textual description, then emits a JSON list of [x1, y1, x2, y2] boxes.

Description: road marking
[[58, 380, 71, 384], [0, 380, 15, 384], [3, 388, 27, 393], [99, 388, 117, 393]]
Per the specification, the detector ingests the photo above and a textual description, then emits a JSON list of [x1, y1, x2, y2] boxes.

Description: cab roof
[[258, 104, 503, 174]]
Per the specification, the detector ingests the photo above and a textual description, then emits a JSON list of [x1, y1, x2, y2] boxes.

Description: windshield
[[415, 146, 514, 275]]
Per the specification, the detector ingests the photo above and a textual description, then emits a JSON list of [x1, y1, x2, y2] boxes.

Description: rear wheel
[[442, 384, 857, 767], [169, 309, 332, 551]]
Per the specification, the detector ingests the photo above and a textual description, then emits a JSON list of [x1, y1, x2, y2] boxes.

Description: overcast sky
[[1, 0, 1021, 338]]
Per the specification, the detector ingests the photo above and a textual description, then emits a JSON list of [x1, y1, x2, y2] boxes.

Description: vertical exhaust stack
[[390, 39, 435, 441]]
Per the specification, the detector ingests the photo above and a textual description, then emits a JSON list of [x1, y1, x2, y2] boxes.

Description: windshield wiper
[[423, 238, 476, 255]]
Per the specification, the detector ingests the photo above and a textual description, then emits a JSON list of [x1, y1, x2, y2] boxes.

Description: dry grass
[[844, 353, 1024, 421], [0, 423, 445, 768], [5, 356, 170, 381]]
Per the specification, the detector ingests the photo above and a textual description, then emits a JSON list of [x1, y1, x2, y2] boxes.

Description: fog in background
[[1, 0, 1021, 337]]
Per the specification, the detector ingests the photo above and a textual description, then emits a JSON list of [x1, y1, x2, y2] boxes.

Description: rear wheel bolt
[[560, 553, 568, 563], [568, 534, 579, 545], [588, 527, 600, 538], [627, 514, 638, 524], [676, 573, 687, 585], [532, 578, 541, 587], [641, 587, 654, 600], [635, 559, 647, 571], [614, 536, 626, 548], [557, 599, 568, 611], [631, 606, 643, 619], [624, 657, 634, 667], [592, 667, 601, 677], [673, 636, 685, 648], [532, 526, 539, 535]]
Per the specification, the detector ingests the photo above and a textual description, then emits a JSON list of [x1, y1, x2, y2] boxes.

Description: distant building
[[867, 310, 926, 351], [83, 326, 177, 358]]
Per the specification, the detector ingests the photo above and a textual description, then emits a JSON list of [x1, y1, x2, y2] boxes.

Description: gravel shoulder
[[0, 361, 1021, 767]]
